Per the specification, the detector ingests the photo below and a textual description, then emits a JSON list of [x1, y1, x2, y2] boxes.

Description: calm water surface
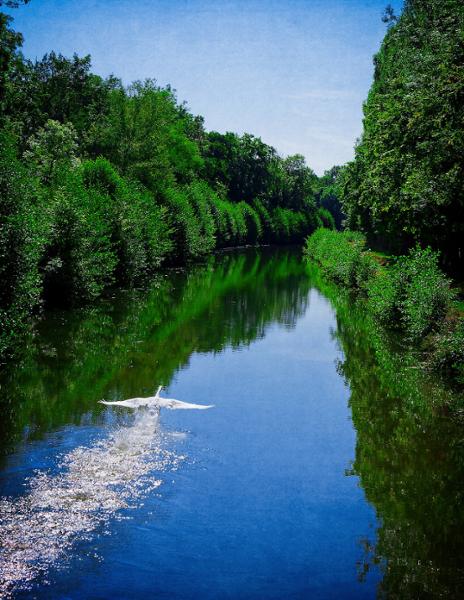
[[0, 248, 462, 599]]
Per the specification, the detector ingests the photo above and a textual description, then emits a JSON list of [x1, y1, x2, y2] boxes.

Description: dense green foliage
[[432, 320, 464, 383], [367, 246, 454, 341], [0, 131, 44, 355], [304, 228, 464, 383], [305, 229, 376, 290], [0, 11, 329, 359], [314, 166, 344, 230], [340, 0, 464, 268]]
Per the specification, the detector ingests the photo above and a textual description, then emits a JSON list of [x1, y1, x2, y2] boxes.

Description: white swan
[[99, 386, 214, 410]]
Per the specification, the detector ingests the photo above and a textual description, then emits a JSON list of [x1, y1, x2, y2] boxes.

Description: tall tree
[[341, 0, 464, 267], [5, 52, 113, 147], [0, 12, 22, 107]]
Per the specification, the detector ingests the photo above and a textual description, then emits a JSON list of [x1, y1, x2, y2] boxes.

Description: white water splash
[[0, 409, 184, 598]]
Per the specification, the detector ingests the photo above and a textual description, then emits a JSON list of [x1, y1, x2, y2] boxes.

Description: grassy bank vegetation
[[304, 228, 464, 385], [0, 11, 336, 360]]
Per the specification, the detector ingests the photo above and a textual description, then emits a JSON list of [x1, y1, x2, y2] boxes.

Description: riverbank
[[304, 228, 464, 391], [0, 19, 335, 364], [0, 146, 331, 363]]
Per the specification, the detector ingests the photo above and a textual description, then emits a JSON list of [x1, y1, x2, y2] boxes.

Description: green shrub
[[0, 132, 46, 355], [184, 181, 217, 254], [238, 201, 262, 244], [431, 320, 464, 384], [304, 228, 371, 288], [316, 207, 335, 230], [367, 247, 454, 341], [305, 229, 458, 372], [41, 167, 117, 303], [164, 186, 204, 261], [23, 119, 80, 184], [399, 248, 454, 341], [81, 156, 120, 195], [366, 267, 402, 325], [81, 159, 172, 281], [354, 251, 378, 293], [229, 202, 247, 245], [252, 199, 274, 242], [292, 210, 313, 242], [211, 198, 233, 247], [272, 207, 292, 242], [272, 207, 311, 243], [137, 190, 172, 274]]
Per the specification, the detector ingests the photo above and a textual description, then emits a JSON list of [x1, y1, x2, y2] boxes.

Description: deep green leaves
[[340, 0, 464, 269]]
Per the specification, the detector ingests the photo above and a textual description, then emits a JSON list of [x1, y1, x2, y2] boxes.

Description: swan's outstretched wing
[[99, 399, 128, 406], [99, 398, 153, 408], [156, 397, 214, 410], [99, 395, 213, 410]]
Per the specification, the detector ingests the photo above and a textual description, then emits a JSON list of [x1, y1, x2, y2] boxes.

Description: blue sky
[[7, 0, 403, 174]]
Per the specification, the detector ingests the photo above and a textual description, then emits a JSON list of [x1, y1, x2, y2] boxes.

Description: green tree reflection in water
[[307, 264, 464, 599], [2, 251, 464, 598], [0, 248, 310, 457]]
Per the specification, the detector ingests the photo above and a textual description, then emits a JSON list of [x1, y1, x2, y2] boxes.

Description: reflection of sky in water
[[0, 251, 381, 599]]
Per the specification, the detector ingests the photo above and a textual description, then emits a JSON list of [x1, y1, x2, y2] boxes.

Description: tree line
[[0, 7, 335, 358], [338, 0, 464, 271]]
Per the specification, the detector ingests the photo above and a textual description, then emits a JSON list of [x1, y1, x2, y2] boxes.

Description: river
[[0, 247, 462, 599]]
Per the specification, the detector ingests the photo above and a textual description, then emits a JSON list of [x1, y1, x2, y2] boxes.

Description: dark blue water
[[0, 249, 392, 597]]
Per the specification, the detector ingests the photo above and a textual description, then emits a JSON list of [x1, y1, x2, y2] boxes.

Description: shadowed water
[[0, 248, 463, 599]]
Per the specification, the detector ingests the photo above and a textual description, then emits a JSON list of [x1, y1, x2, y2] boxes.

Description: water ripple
[[0, 409, 184, 597]]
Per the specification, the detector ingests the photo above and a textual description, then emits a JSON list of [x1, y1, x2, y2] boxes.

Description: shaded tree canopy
[[340, 0, 464, 269]]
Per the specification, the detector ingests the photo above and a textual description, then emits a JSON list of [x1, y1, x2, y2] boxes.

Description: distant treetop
[[0, 0, 30, 7]]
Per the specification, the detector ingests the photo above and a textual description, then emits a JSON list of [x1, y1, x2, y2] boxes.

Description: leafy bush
[[23, 119, 80, 183], [398, 248, 454, 341], [230, 202, 247, 245], [81, 159, 172, 282], [211, 198, 233, 248], [305, 228, 462, 383], [431, 320, 464, 384], [184, 181, 217, 254], [367, 247, 454, 341], [164, 186, 204, 261], [0, 132, 45, 354], [252, 199, 274, 242], [306, 230, 454, 341], [366, 267, 402, 325], [316, 207, 335, 230], [272, 207, 291, 242], [271, 207, 311, 243], [304, 228, 373, 288], [238, 201, 262, 244], [41, 173, 117, 303]]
